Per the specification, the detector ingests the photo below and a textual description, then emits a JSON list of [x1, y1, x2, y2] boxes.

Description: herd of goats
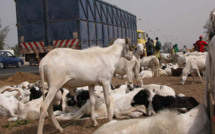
[[0, 36, 214, 134]]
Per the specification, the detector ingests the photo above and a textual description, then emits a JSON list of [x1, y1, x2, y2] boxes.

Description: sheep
[[114, 55, 143, 87], [37, 38, 133, 134], [139, 55, 160, 77], [93, 104, 211, 134], [181, 55, 206, 85]]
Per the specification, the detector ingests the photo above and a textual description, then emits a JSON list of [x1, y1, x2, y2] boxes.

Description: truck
[[15, 0, 140, 65]]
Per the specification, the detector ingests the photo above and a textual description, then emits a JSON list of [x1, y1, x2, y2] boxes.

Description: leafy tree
[[0, 19, 10, 50], [163, 42, 173, 53]]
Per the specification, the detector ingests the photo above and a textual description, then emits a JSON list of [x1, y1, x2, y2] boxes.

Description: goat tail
[[39, 65, 45, 101]]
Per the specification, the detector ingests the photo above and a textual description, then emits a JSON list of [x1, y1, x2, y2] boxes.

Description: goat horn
[[2, 88, 22, 99]]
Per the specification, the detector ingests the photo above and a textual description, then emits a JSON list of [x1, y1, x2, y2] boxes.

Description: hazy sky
[[0, 0, 214, 49]]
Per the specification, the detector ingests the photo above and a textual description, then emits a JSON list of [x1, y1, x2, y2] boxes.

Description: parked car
[[0, 50, 24, 69]]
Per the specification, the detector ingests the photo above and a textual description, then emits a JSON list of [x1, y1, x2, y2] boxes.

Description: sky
[[0, 0, 214, 49]]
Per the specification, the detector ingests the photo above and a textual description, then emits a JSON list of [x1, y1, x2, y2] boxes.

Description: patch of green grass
[[2, 119, 31, 128]]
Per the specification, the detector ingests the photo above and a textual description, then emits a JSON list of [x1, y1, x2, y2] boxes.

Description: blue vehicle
[[15, 0, 137, 65], [0, 51, 24, 69]]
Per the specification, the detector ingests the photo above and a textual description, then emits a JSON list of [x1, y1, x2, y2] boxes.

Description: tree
[[163, 42, 173, 53], [0, 19, 10, 50]]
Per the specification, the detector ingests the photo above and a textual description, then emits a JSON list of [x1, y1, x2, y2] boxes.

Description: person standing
[[174, 44, 179, 53], [145, 37, 154, 56], [154, 37, 162, 60], [194, 35, 208, 52], [181, 45, 187, 54], [172, 46, 175, 55]]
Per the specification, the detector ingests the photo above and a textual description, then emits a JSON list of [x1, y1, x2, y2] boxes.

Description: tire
[[17, 61, 22, 68], [0, 62, 4, 69]]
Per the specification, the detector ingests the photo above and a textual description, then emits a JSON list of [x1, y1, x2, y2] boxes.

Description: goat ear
[[125, 37, 134, 51], [108, 38, 117, 46], [125, 37, 131, 45]]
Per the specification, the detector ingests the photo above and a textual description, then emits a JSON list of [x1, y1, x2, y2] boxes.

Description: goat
[[160, 53, 172, 66], [152, 95, 199, 113], [1, 87, 31, 104], [56, 84, 146, 121], [133, 43, 144, 59], [37, 38, 133, 134], [140, 56, 160, 77], [114, 55, 143, 87], [8, 89, 66, 121], [139, 69, 153, 78], [93, 104, 211, 134], [131, 84, 176, 115], [0, 95, 19, 117], [181, 55, 206, 85]]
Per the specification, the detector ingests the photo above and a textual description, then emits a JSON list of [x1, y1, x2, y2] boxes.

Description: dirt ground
[[0, 72, 205, 134]]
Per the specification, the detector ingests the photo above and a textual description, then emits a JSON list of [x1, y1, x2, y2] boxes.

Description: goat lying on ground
[[56, 83, 147, 121], [8, 89, 65, 121], [93, 104, 211, 134], [152, 95, 199, 113], [0, 95, 19, 117], [37, 38, 133, 134]]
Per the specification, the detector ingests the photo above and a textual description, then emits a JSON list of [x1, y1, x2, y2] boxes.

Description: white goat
[[114, 55, 143, 87], [113, 88, 147, 119], [0, 95, 19, 117], [37, 38, 133, 134], [140, 56, 160, 77], [1, 87, 31, 103], [9, 89, 67, 121], [181, 55, 206, 85], [133, 43, 144, 59], [56, 95, 115, 121], [56, 83, 143, 121], [160, 53, 171, 66], [139, 70, 153, 78], [142, 84, 175, 96], [93, 104, 211, 134]]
